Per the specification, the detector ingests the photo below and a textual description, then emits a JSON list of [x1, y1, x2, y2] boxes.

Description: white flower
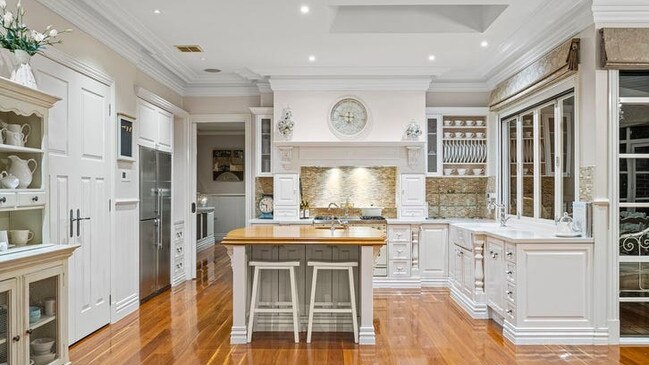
[[49, 29, 58, 37], [3, 12, 13, 27], [33, 32, 45, 42], [0, 1, 7, 9]]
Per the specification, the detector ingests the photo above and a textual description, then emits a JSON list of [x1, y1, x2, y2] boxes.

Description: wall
[[426, 91, 490, 107], [301, 166, 397, 218], [273, 91, 425, 142], [426, 177, 489, 218], [184, 95, 260, 114], [197, 134, 246, 194]]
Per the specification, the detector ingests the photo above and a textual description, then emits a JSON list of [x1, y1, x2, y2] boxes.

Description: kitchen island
[[222, 225, 386, 344]]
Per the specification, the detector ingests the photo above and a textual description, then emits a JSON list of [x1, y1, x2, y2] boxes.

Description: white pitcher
[[4, 130, 24, 147], [4, 123, 30, 145], [7, 155, 37, 188], [0, 171, 19, 189]]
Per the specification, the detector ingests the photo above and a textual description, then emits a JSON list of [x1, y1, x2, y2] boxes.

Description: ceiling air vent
[[174, 45, 203, 53]]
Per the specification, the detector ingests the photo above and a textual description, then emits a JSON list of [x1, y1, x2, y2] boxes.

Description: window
[[500, 92, 576, 221]]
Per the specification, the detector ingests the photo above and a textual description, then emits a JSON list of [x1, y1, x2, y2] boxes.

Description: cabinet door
[[400, 174, 426, 206], [485, 239, 505, 315], [256, 116, 273, 176], [0, 279, 18, 365], [453, 245, 464, 288], [419, 226, 448, 280], [273, 174, 299, 206], [157, 109, 174, 152], [462, 247, 473, 297], [24, 266, 66, 365], [426, 115, 443, 175], [137, 100, 158, 149]]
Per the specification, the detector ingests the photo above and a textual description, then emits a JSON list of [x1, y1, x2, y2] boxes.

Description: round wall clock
[[258, 194, 274, 219], [329, 97, 369, 138]]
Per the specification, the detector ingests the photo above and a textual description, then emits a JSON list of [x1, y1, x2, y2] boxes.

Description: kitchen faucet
[[488, 200, 512, 227], [327, 202, 348, 232]]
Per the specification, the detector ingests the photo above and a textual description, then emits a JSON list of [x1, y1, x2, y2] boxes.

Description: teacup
[[465, 132, 475, 138], [444, 120, 452, 126], [457, 168, 467, 176], [454, 120, 463, 126], [473, 168, 484, 176], [454, 132, 464, 138], [465, 120, 475, 126], [523, 168, 530, 175], [9, 230, 33, 246], [444, 132, 453, 139], [524, 131, 532, 138], [476, 120, 485, 126], [444, 168, 454, 176], [476, 132, 486, 139]]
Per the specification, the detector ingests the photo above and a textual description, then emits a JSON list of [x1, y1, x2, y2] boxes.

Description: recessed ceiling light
[[308, 55, 316, 62], [153, 9, 161, 14], [428, 55, 436, 61], [481, 40, 489, 48], [204, 68, 221, 73], [300, 5, 310, 14]]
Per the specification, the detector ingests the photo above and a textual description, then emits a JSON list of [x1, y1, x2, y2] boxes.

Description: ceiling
[[38, 0, 594, 95]]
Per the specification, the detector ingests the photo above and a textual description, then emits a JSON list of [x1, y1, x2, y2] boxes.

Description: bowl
[[31, 352, 56, 365], [29, 306, 41, 324], [457, 168, 467, 176], [31, 337, 55, 355], [360, 207, 383, 217], [444, 168, 454, 176]]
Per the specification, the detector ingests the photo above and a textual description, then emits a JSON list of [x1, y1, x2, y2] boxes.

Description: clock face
[[259, 196, 273, 213], [330, 98, 368, 136]]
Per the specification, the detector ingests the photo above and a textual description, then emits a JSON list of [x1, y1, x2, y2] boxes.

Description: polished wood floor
[[70, 245, 649, 364]]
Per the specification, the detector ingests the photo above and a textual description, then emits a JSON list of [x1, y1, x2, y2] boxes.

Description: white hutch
[[0, 78, 77, 365]]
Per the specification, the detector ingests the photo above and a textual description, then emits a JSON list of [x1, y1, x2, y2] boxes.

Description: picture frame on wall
[[213, 149, 244, 181], [117, 113, 135, 162]]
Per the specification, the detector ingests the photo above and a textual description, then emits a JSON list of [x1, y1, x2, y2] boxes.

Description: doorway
[[189, 115, 252, 274]]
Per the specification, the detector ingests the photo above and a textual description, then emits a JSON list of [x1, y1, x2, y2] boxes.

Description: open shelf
[[442, 125, 486, 129], [0, 145, 43, 154]]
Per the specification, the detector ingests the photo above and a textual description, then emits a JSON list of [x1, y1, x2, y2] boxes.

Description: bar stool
[[306, 261, 358, 343], [247, 261, 300, 343]]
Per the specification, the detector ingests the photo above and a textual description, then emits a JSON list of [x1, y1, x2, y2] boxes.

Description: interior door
[[32, 56, 112, 344]]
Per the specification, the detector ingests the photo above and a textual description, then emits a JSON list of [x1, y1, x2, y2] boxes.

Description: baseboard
[[111, 293, 139, 324], [197, 236, 216, 252], [503, 321, 610, 345], [421, 277, 449, 288], [450, 287, 488, 319], [172, 273, 186, 287], [373, 277, 421, 288]]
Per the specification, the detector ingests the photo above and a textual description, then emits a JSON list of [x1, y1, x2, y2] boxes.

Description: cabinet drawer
[[273, 208, 299, 220], [504, 243, 516, 263], [0, 192, 16, 208], [505, 282, 516, 304], [174, 244, 185, 258], [17, 191, 45, 207], [174, 228, 184, 243], [173, 259, 185, 276], [389, 243, 410, 260], [389, 260, 411, 277], [399, 206, 427, 219], [449, 226, 471, 250], [505, 262, 516, 284], [388, 226, 411, 242]]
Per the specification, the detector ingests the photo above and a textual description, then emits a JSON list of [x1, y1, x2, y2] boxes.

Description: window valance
[[601, 28, 649, 70]]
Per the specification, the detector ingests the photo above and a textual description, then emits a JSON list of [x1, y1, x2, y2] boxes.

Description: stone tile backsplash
[[427, 177, 489, 218], [254, 177, 273, 217]]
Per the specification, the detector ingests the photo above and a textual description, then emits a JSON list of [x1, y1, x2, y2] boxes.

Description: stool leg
[[307, 267, 318, 343], [247, 266, 260, 343], [348, 267, 359, 343], [289, 266, 300, 343]]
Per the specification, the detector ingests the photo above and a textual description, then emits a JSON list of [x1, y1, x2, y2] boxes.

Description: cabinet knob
[[0, 197, 6, 203], [506, 291, 513, 295], [12, 335, 20, 342], [26, 329, 33, 335], [506, 251, 513, 257], [506, 309, 513, 314], [505, 271, 513, 275], [32, 196, 38, 202]]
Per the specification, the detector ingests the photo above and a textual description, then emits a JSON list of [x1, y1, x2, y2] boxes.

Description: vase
[[10, 50, 37, 89]]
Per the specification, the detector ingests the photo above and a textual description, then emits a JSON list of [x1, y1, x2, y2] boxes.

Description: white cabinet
[[399, 174, 427, 219], [425, 114, 443, 176], [273, 174, 300, 220], [137, 99, 174, 152], [485, 238, 505, 315], [251, 107, 273, 176], [447, 226, 487, 319], [419, 225, 447, 285], [387, 225, 412, 279]]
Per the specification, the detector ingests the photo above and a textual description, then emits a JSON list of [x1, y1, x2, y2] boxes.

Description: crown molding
[[184, 84, 261, 97], [427, 81, 491, 93], [592, 5, 649, 26], [255, 66, 447, 77], [135, 86, 189, 118], [269, 76, 433, 91], [482, 0, 593, 88], [40, 47, 114, 87]]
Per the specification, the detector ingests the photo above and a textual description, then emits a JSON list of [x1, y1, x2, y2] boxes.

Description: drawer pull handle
[[505, 271, 513, 275], [506, 252, 513, 257], [491, 252, 498, 259], [506, 309, 513, 314], [506, 291, 513, 295], [0, 197, 6, 203], [32, 196, 38, 202]]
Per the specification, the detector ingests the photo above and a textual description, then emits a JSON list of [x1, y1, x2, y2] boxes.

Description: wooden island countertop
[[222, 225, 386, 246]]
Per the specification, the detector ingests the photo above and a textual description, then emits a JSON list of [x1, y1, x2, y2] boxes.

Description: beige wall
[[184, 95, 260, 114], [197, 134, 246, 195], [426, 91, 490, 107]]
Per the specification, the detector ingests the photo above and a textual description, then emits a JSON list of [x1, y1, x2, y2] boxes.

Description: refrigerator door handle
[[157, 188, 163, 249], [154, 218, 160, 248]]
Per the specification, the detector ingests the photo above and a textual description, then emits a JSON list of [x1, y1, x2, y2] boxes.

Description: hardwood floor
[[70, 245, 649, 364]]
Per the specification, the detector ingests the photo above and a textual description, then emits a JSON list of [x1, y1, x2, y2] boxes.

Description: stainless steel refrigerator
[[139, 146, 172, 302]]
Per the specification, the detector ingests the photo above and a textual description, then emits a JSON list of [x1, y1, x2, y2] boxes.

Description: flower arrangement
[[405, 121, 422, 139], [0, 0, 70, 56], [277, 106, 295, 138]]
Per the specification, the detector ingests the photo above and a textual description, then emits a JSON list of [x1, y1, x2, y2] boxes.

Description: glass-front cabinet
[[251, 107, 273, 177], [617, 71, 649, 338], [24, 267, 63, 365], [500, 92, 576, 221], [0, 279, 18, 364]]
